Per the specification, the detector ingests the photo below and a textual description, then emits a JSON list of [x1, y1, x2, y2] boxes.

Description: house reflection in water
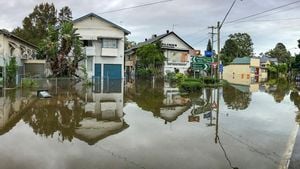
[[125, 79, 191, 124], [75, 79, 128, 145], [160, 82, 191, 124], [0, 79, 130, 145]]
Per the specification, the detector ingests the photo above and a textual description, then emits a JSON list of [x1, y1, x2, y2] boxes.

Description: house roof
[[231, 57, 251, 65], [0, 29, 37, 49], [126, 31, 194, 52], [73, 13, 130, 35], [260, 55, 278, 63]]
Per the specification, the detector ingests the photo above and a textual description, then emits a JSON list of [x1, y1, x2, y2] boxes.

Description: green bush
[[136, 68, 152, 78], [22, 78, 38, 88], [179, 81, 203, 92]]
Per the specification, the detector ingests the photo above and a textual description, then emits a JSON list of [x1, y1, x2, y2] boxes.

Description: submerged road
[[289, 128, 300, 169]]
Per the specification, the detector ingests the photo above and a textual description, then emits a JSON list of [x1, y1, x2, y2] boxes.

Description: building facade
[[223, 57, 267, 86], [0, 29, 37, 86], [73, 13, 130, 80], [125, 31, 194, 76]]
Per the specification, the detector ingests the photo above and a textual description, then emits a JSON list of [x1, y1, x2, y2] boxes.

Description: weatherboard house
[[125, 31, 194, 75], [0, 29, 38, 86], [73, 13, 130, 80]]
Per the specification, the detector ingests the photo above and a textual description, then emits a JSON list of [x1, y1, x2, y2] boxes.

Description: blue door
[[104, 64, 122, 80]]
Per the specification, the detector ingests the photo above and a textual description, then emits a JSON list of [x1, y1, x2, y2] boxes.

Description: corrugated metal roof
[[73, 13, 130, 35], [231, 57, 251, 64]]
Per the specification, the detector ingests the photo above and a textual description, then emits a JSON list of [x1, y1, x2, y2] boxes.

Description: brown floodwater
[[0, 78, 299, 169]]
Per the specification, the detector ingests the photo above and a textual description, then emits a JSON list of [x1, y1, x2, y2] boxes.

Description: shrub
[[179, 80, 203, 92], [22, 78, 38, 88]]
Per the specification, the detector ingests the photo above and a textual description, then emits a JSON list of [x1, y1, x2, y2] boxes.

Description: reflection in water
[[223, 84, 252, 110], [264, 78, 290, 103], [125, 79, 192, 123], [1, 79, 128, 145]]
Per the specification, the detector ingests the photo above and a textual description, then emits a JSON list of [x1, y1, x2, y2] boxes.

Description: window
[[87, 56, 93, 72], [83, 40, 93, 47], [102, 39, 118, 48]]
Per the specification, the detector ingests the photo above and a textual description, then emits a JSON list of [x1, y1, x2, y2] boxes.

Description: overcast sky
[[1, 0, 300, 55]]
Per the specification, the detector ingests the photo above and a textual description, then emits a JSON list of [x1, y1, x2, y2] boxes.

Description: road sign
[[219, 64, 223, 73], [191, 56, 214, 71], [205, 50, 213, 57], [188, 115, 200, 122], [211, 62, 218, 69]]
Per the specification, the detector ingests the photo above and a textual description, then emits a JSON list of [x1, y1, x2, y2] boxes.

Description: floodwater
[[0, 78, 299, 169]]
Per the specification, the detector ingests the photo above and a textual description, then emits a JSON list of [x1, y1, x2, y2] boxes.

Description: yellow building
[[223, 57, 267, 87]]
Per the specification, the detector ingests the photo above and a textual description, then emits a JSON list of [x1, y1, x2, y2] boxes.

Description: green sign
[[191, 56, 214, 71]]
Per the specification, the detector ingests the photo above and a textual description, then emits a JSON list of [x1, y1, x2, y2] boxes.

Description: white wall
[[74, 16, 126, 79]]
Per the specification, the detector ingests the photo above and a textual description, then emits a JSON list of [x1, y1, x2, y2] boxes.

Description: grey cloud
[[0, 0, 299, 54]]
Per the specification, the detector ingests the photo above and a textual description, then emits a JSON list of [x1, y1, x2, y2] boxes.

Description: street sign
[[191, 56, 214, 71], [205, 50, 213, 57], [211, 62, 218, 69], [219, 64, 223, 73], [188, 115, 200, 122]]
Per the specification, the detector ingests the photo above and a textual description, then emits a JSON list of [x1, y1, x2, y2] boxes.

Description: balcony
[[85, 47, 96, 56], [101, 48, 119, 57]]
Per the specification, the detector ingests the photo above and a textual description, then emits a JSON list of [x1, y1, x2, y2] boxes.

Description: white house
[[0, 29, 37, 86], [125, 31, 194, 75], [73, 13, 130, 80]]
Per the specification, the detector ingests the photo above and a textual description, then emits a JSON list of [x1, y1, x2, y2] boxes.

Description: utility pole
[[208, 26, 217, 78], [217, 21, 221, 80]]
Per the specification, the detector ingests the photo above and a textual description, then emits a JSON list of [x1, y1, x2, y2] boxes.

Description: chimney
[[145, 38, 148, 41], [166, 30, 170, 33]]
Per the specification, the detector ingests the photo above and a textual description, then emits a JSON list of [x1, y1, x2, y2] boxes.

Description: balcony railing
[[85, 47, 96, 56]]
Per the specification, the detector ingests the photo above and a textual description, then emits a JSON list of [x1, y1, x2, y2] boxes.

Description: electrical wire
[[98, 0, 174, 14], [226, 0, 300, 24]]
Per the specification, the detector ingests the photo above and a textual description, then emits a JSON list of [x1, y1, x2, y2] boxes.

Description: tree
[[136, 42, 164, 68], [228, 33, 254, 57], [220, 39, 239, 65], [125, 37, 136, 50], [5, 57, 18, 88], [39, 22, 85, 77], [12, 3, 57, 45], [266, 43, 291, 63], [58, 6, 72, 24], [206, 39, 212, 51], [223, 84, 251, 110]]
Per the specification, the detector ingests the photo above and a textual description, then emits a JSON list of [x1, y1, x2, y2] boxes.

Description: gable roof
[[0, 29, 37, 49], [127, 31, 194, 52], [231, 57, 251, 65], [73, 13, 130, 35]]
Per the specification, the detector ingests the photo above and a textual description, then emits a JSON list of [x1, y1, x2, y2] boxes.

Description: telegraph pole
[[217, 21, 221, 79], [208, 26, 217, 77]]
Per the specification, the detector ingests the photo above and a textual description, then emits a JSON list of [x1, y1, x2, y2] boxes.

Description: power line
[[192, 36, 209, 46], [235, 17, 300, 23], [226, 0, 300, 24], [98, 0, 174, 14]]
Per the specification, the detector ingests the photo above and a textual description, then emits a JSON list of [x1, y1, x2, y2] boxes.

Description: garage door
[[103, 64, 122, 93], [103, 64, 122, 80]]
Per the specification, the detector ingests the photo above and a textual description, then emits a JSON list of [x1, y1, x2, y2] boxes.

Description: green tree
[[206, 39, 212, 51], [223, 84, 251, 110], [220, 39, 239, 65], [136, 42, 164, 76], [228, 33, 254, 57], [266, 43, 291, 63], [12, 3, 57, 45], [125, 37, 136, 50], [39, 22, 85, 77], [6, 57, 18, 88], [58, 6, 72, 24]]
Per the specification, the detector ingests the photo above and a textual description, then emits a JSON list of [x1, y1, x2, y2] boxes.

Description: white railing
[[85, 47, 96, 56]]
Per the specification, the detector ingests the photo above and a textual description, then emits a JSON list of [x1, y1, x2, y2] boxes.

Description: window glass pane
[[102, 39, 118, 48], [87, 57, 93, 72], [83, 40, 93, 47]]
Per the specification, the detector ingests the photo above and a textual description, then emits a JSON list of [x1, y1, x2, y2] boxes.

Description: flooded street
[[0, 78, 299, 169]]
